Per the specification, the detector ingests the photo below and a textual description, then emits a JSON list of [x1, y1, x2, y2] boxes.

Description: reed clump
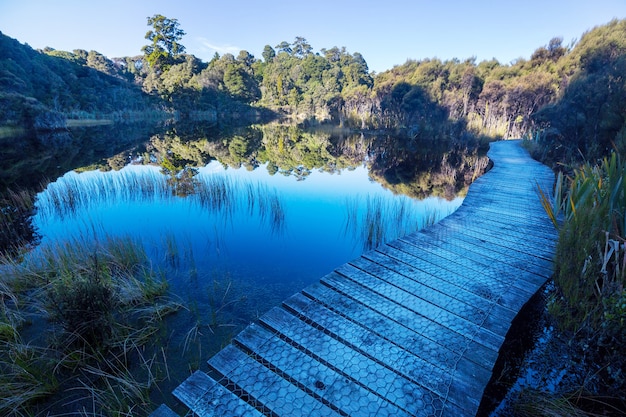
[[344, 194, 448, 250], [0, 234, 179, 416], [37, 169, 287, 235]]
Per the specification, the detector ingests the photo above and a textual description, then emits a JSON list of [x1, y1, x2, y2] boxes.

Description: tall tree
[[142, 14, 186, 72], [262, 45, 276, 63], [292, 36, 313, 58]]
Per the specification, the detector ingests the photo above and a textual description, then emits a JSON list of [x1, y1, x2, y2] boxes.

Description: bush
[[540, 152, 626, 394], [47, 264, 115, 349]]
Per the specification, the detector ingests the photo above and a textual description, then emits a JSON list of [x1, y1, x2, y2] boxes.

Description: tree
[[142, 14, 186, 71], [237, 50, 255, 67], [262, 45, 276, 63], [275, 41, 292, 55], [292, 37, 313, 58]]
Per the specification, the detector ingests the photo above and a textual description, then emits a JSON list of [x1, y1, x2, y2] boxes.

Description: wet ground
[[480, 280, 626, 416]]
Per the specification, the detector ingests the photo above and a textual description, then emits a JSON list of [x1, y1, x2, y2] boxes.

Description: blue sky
[[1, 0, 624, 73]]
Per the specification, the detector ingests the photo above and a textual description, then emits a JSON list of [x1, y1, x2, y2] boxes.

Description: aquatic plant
[[344, 193, 452, 250], [36, 168, 288, 236], [0, 234, 180, 415]]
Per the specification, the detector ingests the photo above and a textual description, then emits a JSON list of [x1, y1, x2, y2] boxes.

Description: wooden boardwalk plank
[[283, 293, 476, 413], [417, 216, 556, 262], [398, 231, 551, 287], [344, 257, 517, 336], [151, 140, 557, 417], [300, 283, 493, 391], [260, 306, 447, 416], [208, 345, 342, 417], [320, 272, 500, 371], [333, 262, 508, 344], [369, 245, 532, 311], [418, 225, 554, 276], [234, 323, 412, 417], [442, 209, 557, 248], [150, 404, 180, 417], [173, 371, 264, 417]]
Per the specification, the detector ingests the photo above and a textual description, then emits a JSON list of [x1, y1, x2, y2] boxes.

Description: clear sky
[[1, 0, 624, 73]]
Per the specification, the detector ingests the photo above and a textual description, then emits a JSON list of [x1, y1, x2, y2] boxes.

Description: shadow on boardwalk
[[152, 139, 557, 417]]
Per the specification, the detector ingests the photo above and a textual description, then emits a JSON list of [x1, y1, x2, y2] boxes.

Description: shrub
[[540, 152, 626, 394]]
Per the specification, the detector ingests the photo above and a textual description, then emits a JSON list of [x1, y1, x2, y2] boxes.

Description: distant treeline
[[1, 18, 625, 165]]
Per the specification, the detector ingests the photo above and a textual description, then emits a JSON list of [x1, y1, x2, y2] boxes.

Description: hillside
[[0, 31, 156, 128], [1, 19, 625, 165]]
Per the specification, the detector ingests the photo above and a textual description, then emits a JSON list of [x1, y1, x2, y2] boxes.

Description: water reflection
[[26, 122, 490, 319]]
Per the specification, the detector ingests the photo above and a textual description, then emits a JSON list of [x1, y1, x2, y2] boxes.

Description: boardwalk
[[152, 139, 557, 417]]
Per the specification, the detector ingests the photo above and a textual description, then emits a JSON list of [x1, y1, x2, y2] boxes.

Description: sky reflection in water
[[34, 160, 463, 323]]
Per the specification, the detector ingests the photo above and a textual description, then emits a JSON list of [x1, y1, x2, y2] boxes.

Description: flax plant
[[539, 152, 626, 393]]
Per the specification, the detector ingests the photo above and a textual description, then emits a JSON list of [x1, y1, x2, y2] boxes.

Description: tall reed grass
[[343, 194, 446, 250], [36, 168, 287, 234], [539, 153, 626, 340], [0, 234, 179, 416], [0, 188, 37, 256]]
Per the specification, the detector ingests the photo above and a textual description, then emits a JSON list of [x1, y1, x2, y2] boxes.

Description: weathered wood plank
[[389, 234, 547, 296], [417, 224, 554, 276], [369, 245, 532, 311], [435, 214, 557, 260], [173, 371, 263, 417], [444, 210, 557, 248], [398, 231, 551, 286], [320, 272, 500, 371], [260, 306, 447, 416], [412, 218, 556, 264], [349, 255, 516, 317], [283, 292, 477, 413], [301, 282, 493, 390], [344, 257, 517, 337], [149, 404, 180, 417], [234, 322, 412, 416], [208, 344, 342, 417], [334, 261, 509, 343]]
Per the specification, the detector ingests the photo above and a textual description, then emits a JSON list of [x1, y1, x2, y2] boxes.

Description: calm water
[[34, 159, 462, 319], [24, 123, 488, 410]]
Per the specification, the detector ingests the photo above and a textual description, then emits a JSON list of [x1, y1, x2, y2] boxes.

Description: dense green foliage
[[2, 18, 625, 160], [0, 32, 156, 128], [531, 19, 626, 166], [142, 14, 186, 72]]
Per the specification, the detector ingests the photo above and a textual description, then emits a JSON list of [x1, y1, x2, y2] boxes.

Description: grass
[[0, 234, 181, 416], [511, 388, 589, 417], [344, 193, 450, 250], [36, 168, 287, 235], [0, 188, 38, 257], [538, 153, 626, 341]]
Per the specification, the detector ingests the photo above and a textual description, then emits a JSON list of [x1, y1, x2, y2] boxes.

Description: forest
[[1, 18, 624, 167]]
